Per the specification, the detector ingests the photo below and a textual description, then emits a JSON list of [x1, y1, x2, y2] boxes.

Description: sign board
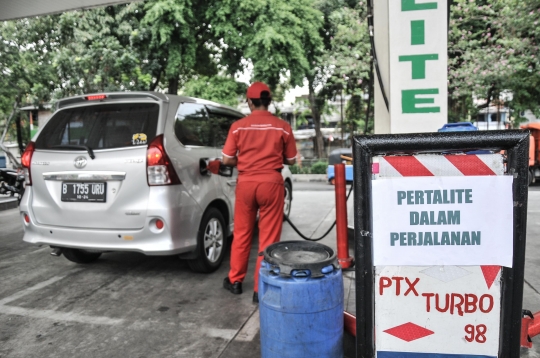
[[352, 131, 530, 358], [375, 265, 501, 358], [371, 155, 507, 357], [388, 0, 448, 133], [372, 176, 514, 267]]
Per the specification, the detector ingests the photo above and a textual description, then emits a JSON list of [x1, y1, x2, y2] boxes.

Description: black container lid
[[263, 241, 340, 277]]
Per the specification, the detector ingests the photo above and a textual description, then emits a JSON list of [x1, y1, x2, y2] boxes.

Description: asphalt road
[[0, 182, 353, 358], [0, 208, 264, 358], [1, 181, 540, 357]]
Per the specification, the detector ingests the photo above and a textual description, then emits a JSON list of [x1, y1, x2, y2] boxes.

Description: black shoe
[[253, 291, 259, 304], [223, 277, 242, 294]]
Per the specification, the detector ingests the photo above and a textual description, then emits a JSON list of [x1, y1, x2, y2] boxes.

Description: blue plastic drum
[[259, 241, 344, 358]]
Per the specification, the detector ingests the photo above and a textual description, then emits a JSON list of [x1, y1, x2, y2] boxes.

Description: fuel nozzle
[[199, 158, 233, 177]]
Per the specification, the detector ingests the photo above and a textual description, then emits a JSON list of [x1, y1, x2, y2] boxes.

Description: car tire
[[63, 248, 102, 264], [283, 181, 292, 221], [187, 207, 227, 273]]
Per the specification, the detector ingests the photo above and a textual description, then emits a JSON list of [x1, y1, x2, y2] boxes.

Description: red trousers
[[228, 180, 284, 292]]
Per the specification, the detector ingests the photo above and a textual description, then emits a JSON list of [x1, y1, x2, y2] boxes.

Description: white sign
[[375, 265, 501, 357], [372, 176, 514, 267], [389, 0, 448, 133]]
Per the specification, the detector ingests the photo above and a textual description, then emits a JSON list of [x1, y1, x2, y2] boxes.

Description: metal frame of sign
[[352, 130, 530, 357]]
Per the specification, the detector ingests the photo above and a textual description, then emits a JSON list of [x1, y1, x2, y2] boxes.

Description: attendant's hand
[[207, 159, 221, 175]]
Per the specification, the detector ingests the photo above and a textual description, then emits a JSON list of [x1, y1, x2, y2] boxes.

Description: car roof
[[55, 91, 243, 116]]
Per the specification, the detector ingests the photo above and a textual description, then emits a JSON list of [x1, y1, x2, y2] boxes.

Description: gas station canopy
[[0, 0, 139, 21]]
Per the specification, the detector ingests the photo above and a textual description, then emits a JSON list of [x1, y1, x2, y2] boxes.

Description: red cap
[[246, 82, 271, 99]]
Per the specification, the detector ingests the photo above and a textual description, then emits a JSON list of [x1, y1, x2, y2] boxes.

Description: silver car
[[19, 92, 293, 272]]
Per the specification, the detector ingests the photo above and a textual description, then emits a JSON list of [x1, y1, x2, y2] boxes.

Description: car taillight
[[146, 135, 181, 186], [21, 141, 35, 186]]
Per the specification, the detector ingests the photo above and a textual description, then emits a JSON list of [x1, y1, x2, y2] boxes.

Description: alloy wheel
[[284, 184, 292, 217], [204, 218, 223, 263]]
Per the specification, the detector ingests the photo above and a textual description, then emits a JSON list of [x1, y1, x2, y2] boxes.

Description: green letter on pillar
[[402, 0, 438, 11], [411, 20, 425, 45], [399, 54, 438, 79], [402, 89, 441, 113]]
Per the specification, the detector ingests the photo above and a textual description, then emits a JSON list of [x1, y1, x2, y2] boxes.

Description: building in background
[[0, 104, 53, 169], [274, 94, 352, 160], [19, 104, 54, 138], [473, 106, 510, 130]]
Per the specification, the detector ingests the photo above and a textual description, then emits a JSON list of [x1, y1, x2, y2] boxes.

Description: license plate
[[61, 182, 107, 202]]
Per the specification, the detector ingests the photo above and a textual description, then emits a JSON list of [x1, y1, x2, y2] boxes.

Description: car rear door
[[164, 102, 222, 208], [30, 102, 161, 230], [205, 106, 243, 206]]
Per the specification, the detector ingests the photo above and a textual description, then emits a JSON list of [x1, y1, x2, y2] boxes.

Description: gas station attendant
[[221, 82, 297, 303]]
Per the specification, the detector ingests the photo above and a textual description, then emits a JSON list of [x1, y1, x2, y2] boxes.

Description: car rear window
[[35, 103, 159, 150]]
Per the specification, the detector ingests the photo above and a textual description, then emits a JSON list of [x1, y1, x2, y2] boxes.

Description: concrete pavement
[[1, 183, 540, 357], [0, 183, 356, 358], [291, 174, 327, 183], [0, 194, 17, 211]]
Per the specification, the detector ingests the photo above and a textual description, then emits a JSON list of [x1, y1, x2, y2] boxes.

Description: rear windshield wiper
[[51, 145, 96, 160]]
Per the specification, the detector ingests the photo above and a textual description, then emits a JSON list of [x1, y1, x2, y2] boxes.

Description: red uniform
[[222, 110, 297, 292]]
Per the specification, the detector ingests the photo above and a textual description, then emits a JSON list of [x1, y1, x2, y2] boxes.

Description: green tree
[[321, 4, 372, 135], [208, 0, 326, 155], [498, 0, 540, 121], [0, 16, 58, 117], [143, 0, 219, 94], [448, 0, 506, 121], [297, 0, 372, 156], [208, 0, 323, 89], [0, 15, 61, 150], [448, 0, 540, 124], [53, 4, 153, 97], [182, 75, 247, 106]]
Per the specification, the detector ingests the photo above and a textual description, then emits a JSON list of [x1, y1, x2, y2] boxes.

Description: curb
[[0, 198, 18, 212], [292, 174, 328, 183]]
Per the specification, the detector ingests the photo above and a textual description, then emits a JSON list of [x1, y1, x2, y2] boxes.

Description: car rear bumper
[[20, 217, 193, 256], [19, 186, 203, 255]]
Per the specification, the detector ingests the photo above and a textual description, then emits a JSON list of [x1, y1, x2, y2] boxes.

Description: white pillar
[[373, 0, 448, 134]]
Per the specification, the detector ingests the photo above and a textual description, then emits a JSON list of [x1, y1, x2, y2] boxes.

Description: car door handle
[[227, 180, 237, 187]]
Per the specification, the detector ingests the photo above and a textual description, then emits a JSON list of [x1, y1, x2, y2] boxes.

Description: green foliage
[[310, 161, 328, 174], [322, 5, 371, 95], [208, 0, 324, 89], [289, 161, 328, 174], [499, 0, 540, 116], [0, 16, 58, 116], [1, 0, 539, 135], [294, 108, 312, 129], [289, 164, 301, 174], [346, 94, 373, 134], [448, 0, 540, 122], [325, 4, 373, 134], [143, 0, 209, 93], [303, 0, 374, 156], [53, 4, 153, 97], [182, 76, 247, 106]]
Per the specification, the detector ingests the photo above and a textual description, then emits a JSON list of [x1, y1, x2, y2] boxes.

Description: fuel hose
[[284, 184, 354, 242]]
